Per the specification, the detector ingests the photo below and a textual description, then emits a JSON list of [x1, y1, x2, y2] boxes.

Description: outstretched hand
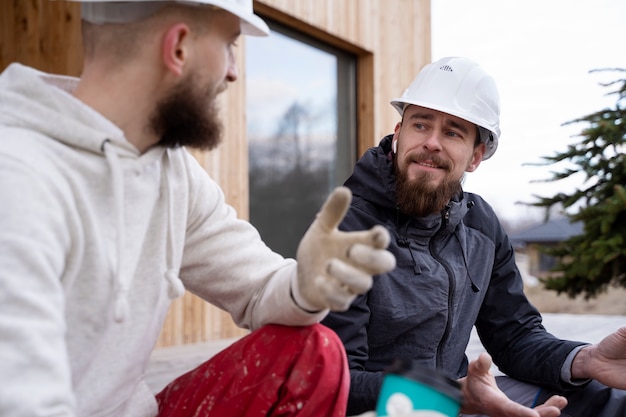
[[571, 326, 626, 389], [294, 186, 396, 311], [459, 353, 567, 417]]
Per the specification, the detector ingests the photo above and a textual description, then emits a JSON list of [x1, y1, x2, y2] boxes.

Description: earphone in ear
[[392, 139, 397, 154]]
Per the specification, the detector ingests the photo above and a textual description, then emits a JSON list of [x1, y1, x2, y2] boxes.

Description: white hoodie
[[0, 63, 324, 417]]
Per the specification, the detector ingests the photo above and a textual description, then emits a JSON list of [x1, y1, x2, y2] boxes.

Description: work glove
[[293, 186, 396, 312]]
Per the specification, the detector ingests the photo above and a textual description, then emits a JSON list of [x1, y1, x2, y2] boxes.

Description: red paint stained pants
[[156, 323, 349, 417]]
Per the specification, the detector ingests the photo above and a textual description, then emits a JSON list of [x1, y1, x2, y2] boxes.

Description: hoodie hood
[[345, 134, 398, 212], [0, 63, 137, 155], [0, 63, 183, 322]]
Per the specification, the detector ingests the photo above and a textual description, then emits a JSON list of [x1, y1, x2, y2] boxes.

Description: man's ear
[[467, 142, 486, 172], [392, 122, 402, 153], [162, 23, 190, 76]]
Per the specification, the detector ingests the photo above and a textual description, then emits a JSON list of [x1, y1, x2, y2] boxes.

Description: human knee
[[258, 323, 346, 359]]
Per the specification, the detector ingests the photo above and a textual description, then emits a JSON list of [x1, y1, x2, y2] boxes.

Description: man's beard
[[152, 75, 223, 150], [394, 153, 462, 218]]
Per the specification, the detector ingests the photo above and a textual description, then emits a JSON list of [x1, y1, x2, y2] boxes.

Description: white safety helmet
[[390, 57, 501, 160], [75, 0, 269, 37]]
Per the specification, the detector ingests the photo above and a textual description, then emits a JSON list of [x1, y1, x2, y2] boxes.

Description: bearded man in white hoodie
[[0, 1, 401, 416]]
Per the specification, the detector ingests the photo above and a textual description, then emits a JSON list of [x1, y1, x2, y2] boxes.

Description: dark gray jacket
[[322, 135, 585, 414]]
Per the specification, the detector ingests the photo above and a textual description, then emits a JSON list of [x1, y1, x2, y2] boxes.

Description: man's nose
[[422, 130, 443, 152], [226, 61, 238, 82]]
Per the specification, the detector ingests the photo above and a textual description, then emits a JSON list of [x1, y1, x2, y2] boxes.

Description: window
[[539, 249, 557, 273], [246, 21, 357, 258]]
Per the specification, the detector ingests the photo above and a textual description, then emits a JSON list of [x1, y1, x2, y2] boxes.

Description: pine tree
[[529, 68, 626, 299]]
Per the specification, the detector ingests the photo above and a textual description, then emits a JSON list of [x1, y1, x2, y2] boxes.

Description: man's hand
[[571, 326, 626, 389], [293, 186, 396, 311], [460, 353, 567, 417]]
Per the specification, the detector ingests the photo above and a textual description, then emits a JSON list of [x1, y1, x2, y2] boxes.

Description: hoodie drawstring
[[102, 140, 131, 322], [162, 155, 185, 300], [102, 141, 185, 323], [395, 207, 423, 275]]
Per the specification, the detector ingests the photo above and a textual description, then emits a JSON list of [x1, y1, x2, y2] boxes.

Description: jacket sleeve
[[473, 210, 586, 391]]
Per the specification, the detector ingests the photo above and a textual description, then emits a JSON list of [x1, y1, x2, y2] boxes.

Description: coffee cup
[[376, 359, 463, 417]]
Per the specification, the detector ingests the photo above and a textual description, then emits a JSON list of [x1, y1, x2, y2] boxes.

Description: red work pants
[[156, 323, 349, 416]]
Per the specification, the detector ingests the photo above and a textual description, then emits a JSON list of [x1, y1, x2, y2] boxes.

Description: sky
[[246, 31, 337, 141], [431, 0, 626, 226]]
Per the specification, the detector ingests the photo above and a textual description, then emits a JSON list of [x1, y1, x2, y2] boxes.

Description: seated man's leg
[[557, 380, 626, 417], [461, 376, 626, 417], [156, 323, 349, 417]]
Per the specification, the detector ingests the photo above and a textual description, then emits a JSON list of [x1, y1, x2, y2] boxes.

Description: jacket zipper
[[430, 204, 455, 368]]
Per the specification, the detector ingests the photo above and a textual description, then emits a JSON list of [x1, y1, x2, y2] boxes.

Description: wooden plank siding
[[0, 0, 83, 75], [0, 0, 430, 347]]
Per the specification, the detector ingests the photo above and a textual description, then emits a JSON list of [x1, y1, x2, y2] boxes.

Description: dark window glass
[[246, 21, 356, 258], [539, 250, 557, 272]]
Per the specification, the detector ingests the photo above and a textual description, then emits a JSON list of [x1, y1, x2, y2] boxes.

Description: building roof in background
[[510, 217, 583, 245]]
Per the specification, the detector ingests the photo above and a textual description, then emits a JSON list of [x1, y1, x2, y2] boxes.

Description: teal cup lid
[[385, 359, 464, 405]]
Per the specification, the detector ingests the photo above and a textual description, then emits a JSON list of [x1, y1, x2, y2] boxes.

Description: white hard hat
[[390, 57, 501, 160], [76, 0, 269, 36]]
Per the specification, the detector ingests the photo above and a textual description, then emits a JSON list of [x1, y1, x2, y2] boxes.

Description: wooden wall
[[0, 0, 431, 347]]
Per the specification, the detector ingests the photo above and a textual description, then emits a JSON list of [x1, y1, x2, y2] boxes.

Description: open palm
[[460, 353, 567, 417]]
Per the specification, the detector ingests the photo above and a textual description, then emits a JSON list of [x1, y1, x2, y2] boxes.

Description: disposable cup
[[376, 359, 463, 417]]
